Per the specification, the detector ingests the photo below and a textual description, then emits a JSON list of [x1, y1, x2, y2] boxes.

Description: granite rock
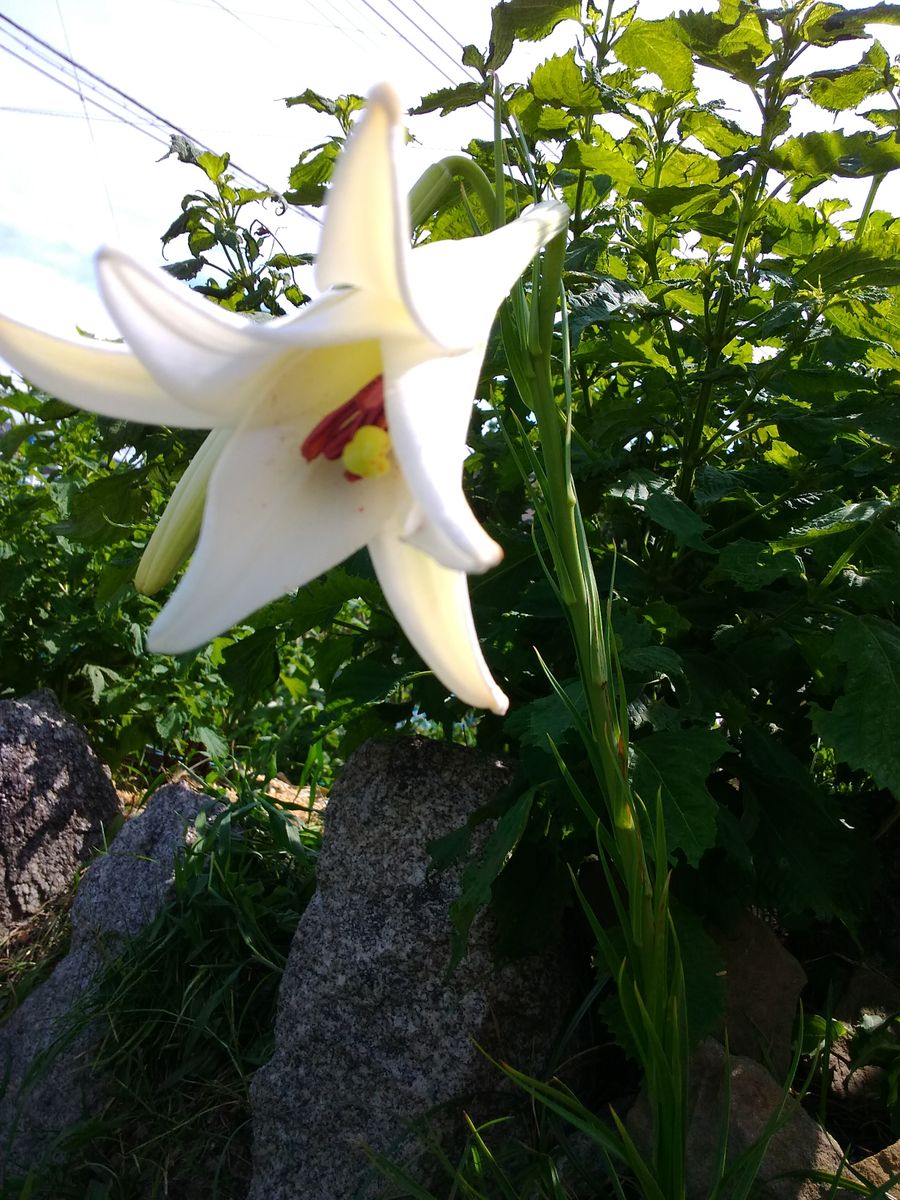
[[629, 1039, 852, 1200], [715, 910, 807, 1077], [248, 736, 574, 1200], [0, 690, 121, 934], [0, 782, 208, 1180]]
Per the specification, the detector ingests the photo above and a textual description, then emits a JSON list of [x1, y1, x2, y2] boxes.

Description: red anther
[[301, 375, 386, 464]]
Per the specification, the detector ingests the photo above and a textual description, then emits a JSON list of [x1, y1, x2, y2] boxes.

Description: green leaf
[[679, 108, 753, 156], [775, 499, 892, 548], [529, 50, 599, 111], [487, 0, 580, 69], [771, 130, 900, 179], [285, 142, 340, 206], [54, 471, 144, 547], [796, 245, 900, 291], [284, 88, 337, 115], [220, 629, 280, 707], [196, 724, 229, 762], [409, 81, 489, 116], [633, 728, 727, 866], [812, 615, 900, 800], [742, 725, 867, 924], [803, 2, 900, 46], [709, 539, 804, 590], [558, 136, 640, 188], [505, 679, 586, 749], [615, 19, 695, 91], [567, 278, 650, 337], [805, 43, 891, 112], [162, 257, 206, 282], [448, 789, 535, 971], [195, 151, 229, 183]]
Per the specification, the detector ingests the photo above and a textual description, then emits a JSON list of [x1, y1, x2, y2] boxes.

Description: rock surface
[[629, 1039, 853, 1199], [248, 736, 574, 1200], [851, 1138, 900, 1194], [0, 690, 121, 934], [0, 782, 208, 1181], [715, 910, 807, 1077]]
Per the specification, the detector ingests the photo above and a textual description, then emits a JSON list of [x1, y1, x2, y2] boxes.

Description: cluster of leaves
[[412, 0, 900, 954]]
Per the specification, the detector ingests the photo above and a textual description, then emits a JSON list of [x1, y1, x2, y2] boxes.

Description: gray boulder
[[0, 690, 121, 934], [629, 1039, 852, 1199], [248, 736, 574, 1200], [0, 782, 208, 1181]]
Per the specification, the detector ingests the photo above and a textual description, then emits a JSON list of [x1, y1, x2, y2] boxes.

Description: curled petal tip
[[367, 82, 403, 123]]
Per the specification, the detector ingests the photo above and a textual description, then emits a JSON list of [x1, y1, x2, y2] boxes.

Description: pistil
[[301, 376, 387, 468]]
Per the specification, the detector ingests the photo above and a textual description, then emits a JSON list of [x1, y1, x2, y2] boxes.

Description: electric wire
[[54, 0, 120, 236], [0, 11, 310, 212]]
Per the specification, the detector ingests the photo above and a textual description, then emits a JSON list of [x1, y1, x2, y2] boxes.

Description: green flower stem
[[855, 172, 885, 243], [408, 157, 497, 231], [503, 202, 689, 1197]]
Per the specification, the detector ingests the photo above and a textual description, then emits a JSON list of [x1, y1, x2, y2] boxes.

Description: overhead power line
[[0, 11, 317, 220]]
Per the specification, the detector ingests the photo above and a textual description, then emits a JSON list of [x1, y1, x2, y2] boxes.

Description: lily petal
[[369, 529, 508, 715], [147, 419, 406, 653], [0, 314, 211, 427], [405, 201, 570, 349], [315, 82, 408, 310], [384, 341, 502, 573], [96, 248, 276, 415]]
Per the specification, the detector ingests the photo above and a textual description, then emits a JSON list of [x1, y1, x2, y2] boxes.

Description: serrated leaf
[[742, 724, 867, 924], [448, 788, 535, 971], [487, 0, 580, 69], [558, 136, 640, 187], [616, 19, 694, 91], [162, 257, 206, 281], [633, 728, 726, 865], [285, 142, 340, 206], [409, 81, 489, 116], [529, 50, 600, 111], [220, 628, 280, 707], [195, 151, 229, 183], [805, 44, 891, 112], [567, 278, 650, 336], [775, 499, 891, 548], [709, 539, 804, 589], [811, 614, 900, 800], [196, 724, 229, 762], [505, 679, 586, 749], [772, 129, 900, 179], [680, 108, 753, 156]]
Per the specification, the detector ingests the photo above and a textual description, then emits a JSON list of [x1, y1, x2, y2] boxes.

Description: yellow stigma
[[341, 425, 391, 479]]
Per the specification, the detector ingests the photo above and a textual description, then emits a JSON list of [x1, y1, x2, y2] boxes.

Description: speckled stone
[[248, 736, 573, 1200], [0, 690, 122, 934], [0, 782, 208, 1181]]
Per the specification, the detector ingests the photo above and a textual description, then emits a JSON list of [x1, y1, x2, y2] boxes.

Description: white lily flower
[[0, 83, 568, 714]]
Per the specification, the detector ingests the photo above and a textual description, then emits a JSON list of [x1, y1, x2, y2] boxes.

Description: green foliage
[[6, 784, 319, 1199]]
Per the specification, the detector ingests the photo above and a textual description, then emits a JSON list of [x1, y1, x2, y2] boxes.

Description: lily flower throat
[[300, 375, 390, 481]]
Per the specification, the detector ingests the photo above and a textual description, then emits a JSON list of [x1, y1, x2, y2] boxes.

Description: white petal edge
[[369, 530, 508, 715], [315, 83, 408, 307], [96, 248, 279, 415], [383, 341, 502, 573], [404, 201, 570, 350], [147, 420, 407, 653], [0, 314, 214, 427]]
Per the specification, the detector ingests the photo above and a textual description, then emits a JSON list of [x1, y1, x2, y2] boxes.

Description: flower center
[[301, 375, 389, 481]]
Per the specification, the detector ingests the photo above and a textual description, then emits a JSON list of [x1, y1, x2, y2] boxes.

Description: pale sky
[[0, 0, 898, 343]]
